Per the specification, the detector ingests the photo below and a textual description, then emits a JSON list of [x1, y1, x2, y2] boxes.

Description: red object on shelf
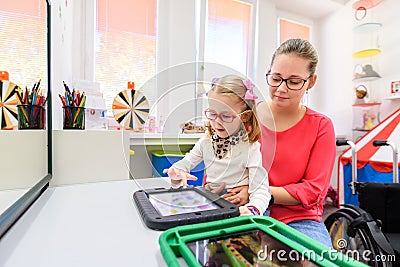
[[0, 71, 9, 80], [127, 81, 135, 90], [352, 102, 381, 107], [352, 0, 383, 10]]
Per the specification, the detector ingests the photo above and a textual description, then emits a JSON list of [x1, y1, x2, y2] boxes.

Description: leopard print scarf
[[211, 129, 245, 159]]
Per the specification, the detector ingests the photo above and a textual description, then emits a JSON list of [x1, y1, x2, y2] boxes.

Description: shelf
[[383, 95, 400, 100], [352, 102, 381, 107], [352, 49, 381, 58], [353, 76, 381, 83], [353, 22, 382, 34], [130, 132, 203, 145]]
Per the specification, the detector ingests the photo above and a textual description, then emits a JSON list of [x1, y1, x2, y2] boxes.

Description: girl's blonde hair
[[206, 74, 261, 143]]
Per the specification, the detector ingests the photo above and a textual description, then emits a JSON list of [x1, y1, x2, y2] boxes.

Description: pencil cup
[[17, 104, 45, 129], [63, 106, 85, 130]]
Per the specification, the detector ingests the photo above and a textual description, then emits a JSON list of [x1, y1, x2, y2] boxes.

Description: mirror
[[0, 0, 51, 237]]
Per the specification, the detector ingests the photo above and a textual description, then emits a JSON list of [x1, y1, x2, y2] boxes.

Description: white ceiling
[[272, 0, 351, 19]]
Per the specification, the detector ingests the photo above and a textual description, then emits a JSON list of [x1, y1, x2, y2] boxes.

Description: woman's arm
[[223, 185, 301, 206], [282, 118, 336, 209], [269, 186, 300, 205]]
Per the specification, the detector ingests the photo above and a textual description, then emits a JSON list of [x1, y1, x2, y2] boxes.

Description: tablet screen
[[149, 190, 220, 217], [186, 230, 320, 267]]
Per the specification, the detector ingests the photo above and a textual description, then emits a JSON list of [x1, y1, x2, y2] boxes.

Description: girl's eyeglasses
[[204, 109, 247, 123]]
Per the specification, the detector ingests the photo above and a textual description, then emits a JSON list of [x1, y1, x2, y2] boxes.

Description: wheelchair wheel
[[325, 207, 391, 267]]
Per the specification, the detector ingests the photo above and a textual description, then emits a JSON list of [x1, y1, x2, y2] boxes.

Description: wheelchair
[[325, 139, 399, 267]]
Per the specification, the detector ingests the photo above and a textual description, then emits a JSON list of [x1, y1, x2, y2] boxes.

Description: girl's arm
[[246, 142, 271, 215], [171, 137, 205, 171], [167, 137, 205, 188]]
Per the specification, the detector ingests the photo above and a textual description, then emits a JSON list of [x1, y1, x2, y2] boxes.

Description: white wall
[[316, 0, 400, 138], [52, 130, 130, 185], [313, 3, 354, 138], [0, 131, 47, 190], [373, 0, 400, 119]]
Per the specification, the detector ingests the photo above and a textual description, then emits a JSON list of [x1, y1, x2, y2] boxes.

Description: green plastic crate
[[159, 216, 369, 267]]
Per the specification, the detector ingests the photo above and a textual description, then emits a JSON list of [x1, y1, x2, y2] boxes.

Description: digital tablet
[[133, 187, 240, 230], [159, 216, 368, 267]]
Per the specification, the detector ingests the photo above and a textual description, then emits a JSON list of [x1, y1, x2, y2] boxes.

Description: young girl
[[164, 75, 271, 215]]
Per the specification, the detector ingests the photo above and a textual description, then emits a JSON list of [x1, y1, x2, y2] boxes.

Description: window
[[278, 18, 310, 44], [196, 0, 255, 117], [205, 0, 253, 75], [0, 0, 47, 88], [96, 0, 157, 114]]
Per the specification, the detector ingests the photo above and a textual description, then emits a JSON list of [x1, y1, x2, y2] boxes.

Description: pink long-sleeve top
[[260, 107, 336, 224]]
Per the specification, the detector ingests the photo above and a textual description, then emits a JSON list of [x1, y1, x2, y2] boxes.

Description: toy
[[180, 121, 206, 134], [363, 112, 376, 130]]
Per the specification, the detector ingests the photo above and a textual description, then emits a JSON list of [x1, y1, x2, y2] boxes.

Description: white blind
[[96, 0, 157, 115], [0, 0, 47, 89]]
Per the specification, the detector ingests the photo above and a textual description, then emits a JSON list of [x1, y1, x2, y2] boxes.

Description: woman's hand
[[204, 182, 226, 194], [222, 185, 249, 206], [163, 167, 197, 188]]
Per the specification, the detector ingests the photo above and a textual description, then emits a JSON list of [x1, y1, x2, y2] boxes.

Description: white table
[[0, 178, 178, 267]]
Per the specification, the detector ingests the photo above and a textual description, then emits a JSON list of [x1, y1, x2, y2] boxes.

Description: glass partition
[[0, 0, 52, 238]]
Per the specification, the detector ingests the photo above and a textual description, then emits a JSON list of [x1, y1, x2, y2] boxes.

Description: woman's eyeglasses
[[266, 73, 311, 91], [204, 109, 247, 123]]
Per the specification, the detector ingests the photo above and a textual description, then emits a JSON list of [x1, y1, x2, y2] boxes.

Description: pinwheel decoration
[[112, 88, 149, 130], [0, 80, 20, 130]]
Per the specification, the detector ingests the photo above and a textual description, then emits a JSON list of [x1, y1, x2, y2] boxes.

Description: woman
[[226, 38, 335, 247]]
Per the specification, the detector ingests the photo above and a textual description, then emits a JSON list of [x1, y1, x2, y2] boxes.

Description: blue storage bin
[[151, 150, 204, 186]]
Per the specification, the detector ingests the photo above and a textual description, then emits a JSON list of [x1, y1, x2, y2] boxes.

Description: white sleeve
[[171, 137, 205, 173], [245, 142, 271, 215]]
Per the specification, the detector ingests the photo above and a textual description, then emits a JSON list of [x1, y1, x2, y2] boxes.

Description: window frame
[[198, 0, 257, 78], [79, 0, 257, 130]]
